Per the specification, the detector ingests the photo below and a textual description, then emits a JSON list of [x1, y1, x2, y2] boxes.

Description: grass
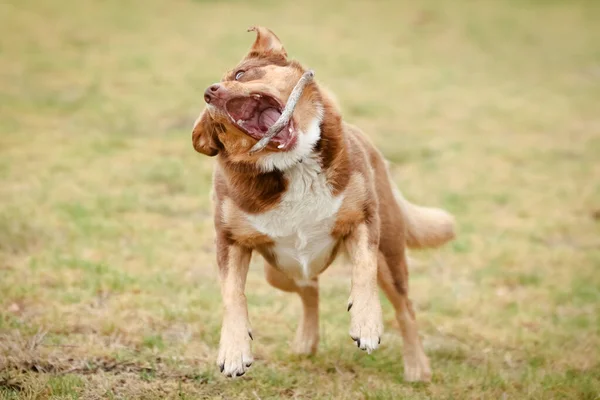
[[1, 0, 599, 398]]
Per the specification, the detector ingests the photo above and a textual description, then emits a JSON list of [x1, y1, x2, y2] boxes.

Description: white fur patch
[[245, 152, 343, 281], [257, 111, 323, 172]]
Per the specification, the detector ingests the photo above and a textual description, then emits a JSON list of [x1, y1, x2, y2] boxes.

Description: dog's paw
[[403, 350, 432, 382], [217, 328, 254, 377], [348, 296, 383, 354], [292, 326, 319, 355]]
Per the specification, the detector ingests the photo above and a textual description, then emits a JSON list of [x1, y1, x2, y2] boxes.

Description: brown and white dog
[[192, 27, 455, 382]]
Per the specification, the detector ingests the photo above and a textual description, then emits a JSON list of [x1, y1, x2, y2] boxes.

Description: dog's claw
[[348, 294, 383, 354], [217, 329, 253, 377], [347, 302, 353, 312], [248, 331, 253, 341]]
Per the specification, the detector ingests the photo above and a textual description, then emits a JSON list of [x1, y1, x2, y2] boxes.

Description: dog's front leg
[[345, 223, 383, 353], [216, 242, 253, 377]]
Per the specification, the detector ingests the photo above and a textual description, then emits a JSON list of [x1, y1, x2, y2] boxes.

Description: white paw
[[292, 329, 318, 355], [217, 329, 254, 377], [403, 351, 432, 382], [348, 297, 383, 354]]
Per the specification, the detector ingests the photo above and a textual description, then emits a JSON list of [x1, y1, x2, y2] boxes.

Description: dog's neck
[[217, 98, 350, 213], [256, 115, 323, 172]]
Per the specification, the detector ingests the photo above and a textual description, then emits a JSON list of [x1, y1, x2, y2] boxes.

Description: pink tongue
[[258, 108, 282, 132]]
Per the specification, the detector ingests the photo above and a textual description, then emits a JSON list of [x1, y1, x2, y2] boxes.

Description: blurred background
[[1, 0, 599, 398]]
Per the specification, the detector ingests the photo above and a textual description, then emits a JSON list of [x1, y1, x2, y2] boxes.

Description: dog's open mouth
[[225, 94, 295, 150]]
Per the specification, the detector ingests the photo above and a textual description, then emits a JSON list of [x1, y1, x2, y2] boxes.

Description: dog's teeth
[[288, 127, 292, 133], [237, 119, 244, 125], [253, 94, 261, 99], [277, 143, 284, 149]]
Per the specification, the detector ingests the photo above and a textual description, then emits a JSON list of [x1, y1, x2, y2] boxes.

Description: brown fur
[[221, 198, 274, 247], [215, 161, 287, 214], [192, 27, 455, 381], [331, 172, 368, 238]]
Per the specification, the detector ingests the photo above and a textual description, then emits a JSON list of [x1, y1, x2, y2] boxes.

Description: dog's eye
[[235, 71, 245, 80]]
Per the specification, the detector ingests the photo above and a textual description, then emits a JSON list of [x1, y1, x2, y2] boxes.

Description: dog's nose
[[204, 84, 221, 104]]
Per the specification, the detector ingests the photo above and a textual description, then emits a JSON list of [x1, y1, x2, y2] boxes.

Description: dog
[[192, 26, 455, 382]]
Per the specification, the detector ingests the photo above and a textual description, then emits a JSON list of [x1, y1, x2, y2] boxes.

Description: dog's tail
[[394, 188, 456, 249]]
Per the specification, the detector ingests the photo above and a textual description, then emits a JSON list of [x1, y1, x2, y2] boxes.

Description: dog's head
[[192, 27, 324, 170]]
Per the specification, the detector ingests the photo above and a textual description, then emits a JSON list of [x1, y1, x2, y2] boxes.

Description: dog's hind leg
[[377, 251, 432, 382], [264, 262, 319, 355]]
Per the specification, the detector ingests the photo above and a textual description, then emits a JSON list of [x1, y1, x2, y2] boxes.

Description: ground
[[1, 0, 599, 399]]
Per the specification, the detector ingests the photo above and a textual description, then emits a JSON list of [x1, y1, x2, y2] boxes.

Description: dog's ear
[[247, 26, 287, 58], [192, 109, 221, 157]]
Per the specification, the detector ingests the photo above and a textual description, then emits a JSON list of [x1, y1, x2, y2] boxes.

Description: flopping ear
[[247, 26, 287, 58], [192, 109, 221, 157]]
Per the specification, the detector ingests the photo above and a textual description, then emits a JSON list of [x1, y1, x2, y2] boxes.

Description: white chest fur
[[245, 156, 343, 282]]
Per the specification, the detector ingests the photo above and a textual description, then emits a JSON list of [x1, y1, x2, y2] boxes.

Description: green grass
[[1, 0, 599, 398]]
